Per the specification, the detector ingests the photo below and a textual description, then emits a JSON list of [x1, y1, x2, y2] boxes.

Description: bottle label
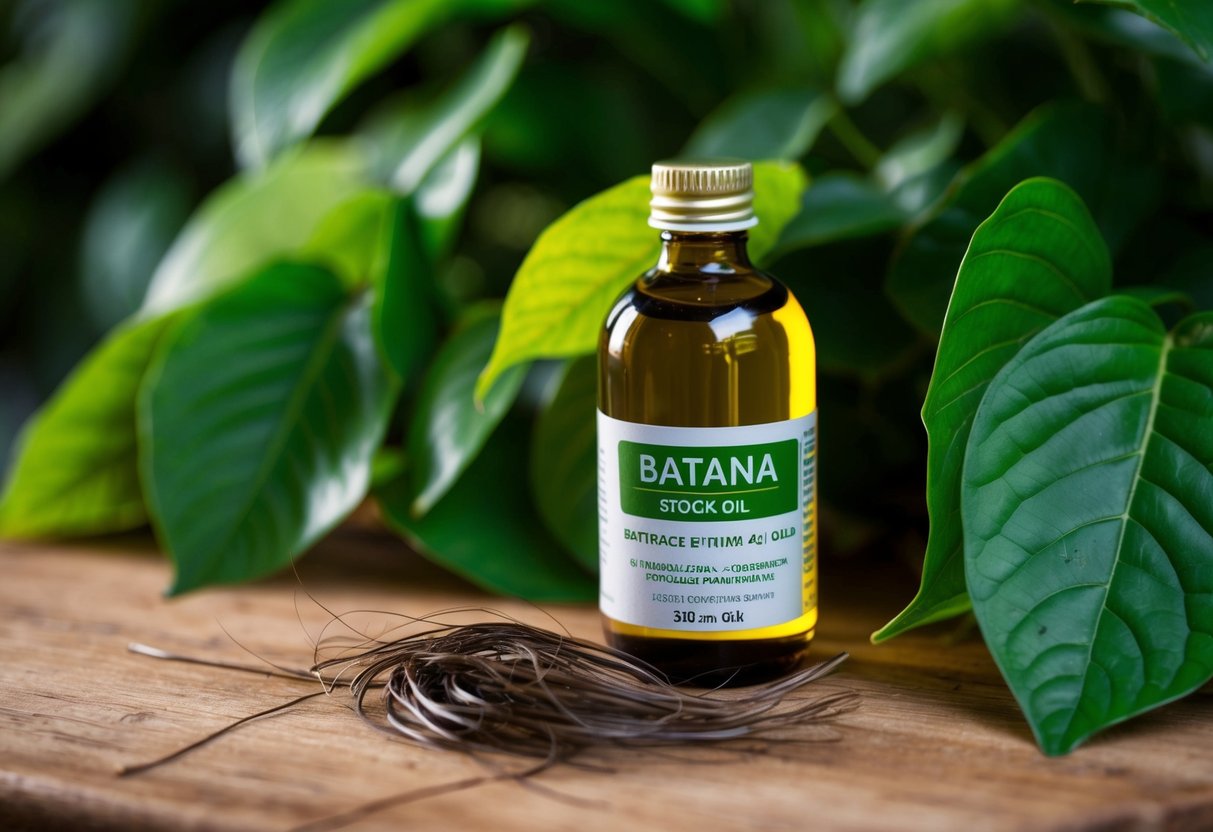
[[598, 411, 816, 632]]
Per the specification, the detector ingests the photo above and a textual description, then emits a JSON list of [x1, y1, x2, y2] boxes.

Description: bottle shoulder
[[604, 267, 796, 328]]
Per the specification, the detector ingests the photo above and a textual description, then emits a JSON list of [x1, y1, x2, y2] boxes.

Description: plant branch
[[827, 109, 883, 170]]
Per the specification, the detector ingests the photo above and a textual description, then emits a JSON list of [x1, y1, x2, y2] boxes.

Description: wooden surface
[[3, 531, 1213, 832]]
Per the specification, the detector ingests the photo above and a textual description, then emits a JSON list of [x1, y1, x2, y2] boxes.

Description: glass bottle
[[597, 159, 818, 685]]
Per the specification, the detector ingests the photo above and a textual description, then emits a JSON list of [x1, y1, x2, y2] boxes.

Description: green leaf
[[964, 297, 1213, 755], [1117, 285, 1195, 316], [476, 161, 808, 400], [1153, 56, 1213, 128], [875, 112, 965, 192], [779, 245, 921, 380], [1049, 1, 1202, 64], [362, 24, 529, 195], [80, 159, 193, 333], [531, 355, 598, 572], [886, 103, 1157, 335], [873, 178, 1112, 643], [379, 414, 596, 602], [682, 87, 837, 161], [775, 173, 906, 255], [1079, 0, 1213, 61], [143, 143, 373, 314], [0, 0, 138, 180], [139, 263, 396, 594], [372, 200, 440, 386], [413, 136, 481, 262], [659, 0, 724, 24], [406, 306, 526, 516], [0, 315, 177, 537], [837, 0, 1021, 104], [232, 0, 450, 169], [300, 190, 393, 289]]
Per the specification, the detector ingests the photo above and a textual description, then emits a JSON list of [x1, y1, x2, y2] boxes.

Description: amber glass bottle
[[597, 160, 818, 685]]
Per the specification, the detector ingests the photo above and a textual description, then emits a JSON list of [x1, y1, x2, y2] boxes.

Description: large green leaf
[[837, 0, 1021, 104], [0, 0, 138, 180], [1079, 0, 1213, 61], [964, 296, 1213, 755], [475, 161, 807, 400], [873, 178, 1112, 643], [362, 25, 528, 195], [0, 315, 177, 537], [405, 306, 526, 516], [886, 103, 1156, 335], [378, 415, 596, 602], [142, 143, 374, 314], [682, 87, 836, 160], [139, 263, 396, 594], [531, 355, 597, 572]]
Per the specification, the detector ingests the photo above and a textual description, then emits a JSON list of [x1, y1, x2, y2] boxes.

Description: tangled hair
[[123, 608, 856, 829], [312, 617, 854, 763]]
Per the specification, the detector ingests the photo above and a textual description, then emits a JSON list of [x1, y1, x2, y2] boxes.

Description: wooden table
[[3, 530, 1213, 831]]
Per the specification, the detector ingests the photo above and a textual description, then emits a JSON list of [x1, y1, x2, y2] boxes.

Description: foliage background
[[1, 0, 1212, 755]]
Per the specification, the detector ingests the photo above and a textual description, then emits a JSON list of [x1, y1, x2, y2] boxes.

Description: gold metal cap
[[649, 159, 757, 232]]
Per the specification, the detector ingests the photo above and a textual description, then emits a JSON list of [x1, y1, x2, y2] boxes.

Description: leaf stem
[[827, 109, 882, 170]]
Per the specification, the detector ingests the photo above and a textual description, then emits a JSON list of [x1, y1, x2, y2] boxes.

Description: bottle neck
[[656, 230, 753, 274]]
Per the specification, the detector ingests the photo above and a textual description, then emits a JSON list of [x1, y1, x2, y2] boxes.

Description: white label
[[598, 411, 816, 631]]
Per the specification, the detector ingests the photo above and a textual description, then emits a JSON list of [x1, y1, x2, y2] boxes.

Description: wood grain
[[2, 532, 1212, 831]]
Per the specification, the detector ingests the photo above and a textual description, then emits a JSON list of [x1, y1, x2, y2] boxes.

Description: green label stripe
[[618, 438, 800, 522]]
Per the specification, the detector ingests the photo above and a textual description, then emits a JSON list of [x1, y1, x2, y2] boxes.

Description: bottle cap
[[648, 159, 757, 232]]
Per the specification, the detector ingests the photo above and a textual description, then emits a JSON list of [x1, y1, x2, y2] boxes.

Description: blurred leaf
[[0, 315, 177, 537], [373, 200, 440, 385], [1048, 1, 1200, 63], [964, 298, 1213, 755], [888, 159, 962, 216], [531, 355, 597, 572], [659, 0, 723, 24], [0, 360, 37, 471], [874, 179, 1111, 643], [231, 0, 466, 169], [875, 112, 965, 191], [405, 306, 525, 516], [362, 24, 529, 195], [780, 243, 920, 379], [140, 263, 396, 594], [886, 103, 1157, 335], [775, 173, 906, 254], [1153, 57, 1213, 129], [0, 0, 138, 179], [378, 414, 596, 602], [477, 161, 808, 400], [413, 136, 481, 262], [837, 0, 1021, 104], [142, 142, 372, 314], [682, 87, 837, 160], [1078, 0, 1213, 61], [1117, 285, 1195, 315], [756, 0, 849, 85], [80, 160, 193, 333], [300, 190, 393, 289], [1164, 241, 1213, 310]]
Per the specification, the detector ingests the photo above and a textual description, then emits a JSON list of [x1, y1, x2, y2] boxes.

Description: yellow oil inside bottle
[[598, 230, 817, 684]]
